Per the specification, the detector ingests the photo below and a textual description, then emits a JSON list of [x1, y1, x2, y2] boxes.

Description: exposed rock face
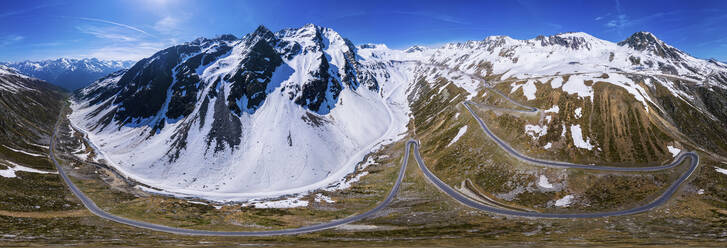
[[208, 87, 242, 152], [618, 32, 684, 60], [535, 33, 592, 50]]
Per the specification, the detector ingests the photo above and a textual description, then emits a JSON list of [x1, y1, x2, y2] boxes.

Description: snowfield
[[70, 25, 414, 202]]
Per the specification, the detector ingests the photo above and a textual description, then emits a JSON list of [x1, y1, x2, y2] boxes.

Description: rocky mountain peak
[[618, 31, 684, 60], [404, 45, 427, 53], [248, 25, 276, 43], [535, 32, 597, 50]]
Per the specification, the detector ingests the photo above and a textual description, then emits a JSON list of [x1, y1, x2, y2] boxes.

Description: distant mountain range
[[1, 58, 134, 90]]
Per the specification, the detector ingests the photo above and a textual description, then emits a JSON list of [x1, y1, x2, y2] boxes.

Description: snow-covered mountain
[[71, 25, 410, 201], [2, 58, 134, 90], [361, 31, 727, 161], [72, 26, 727, 202], [358, 31, 727, 127]]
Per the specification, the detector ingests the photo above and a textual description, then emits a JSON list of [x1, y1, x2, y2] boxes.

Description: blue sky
[[1, 0, 726, 62]]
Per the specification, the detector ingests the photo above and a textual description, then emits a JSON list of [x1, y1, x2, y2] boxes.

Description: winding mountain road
[[50, 108, 698, 235], [50, 111, 411, 236], [413, 101, 699, 218], [50, 61, 700, 235]]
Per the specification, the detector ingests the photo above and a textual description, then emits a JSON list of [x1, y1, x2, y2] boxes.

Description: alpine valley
[[67, 24, 727, 204], [3, 22, 727, 246]]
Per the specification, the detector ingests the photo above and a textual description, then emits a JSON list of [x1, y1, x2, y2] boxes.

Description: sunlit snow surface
[[537, 175, 554, 189], [447, 126, 468, 147], [1, 145, 44, 157], [524, 124, 548, 140], [570, 124, 594, 150], [574, 107, 582, 119], [543, 142, 552, 149], [555, 195, 574, 207], [0, 160, 56, 178], [667, 145, 681, 157], [715, 167, 727, 176]]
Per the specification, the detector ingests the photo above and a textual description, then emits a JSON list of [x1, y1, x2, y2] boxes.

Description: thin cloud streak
[[75, 25, 139, 42], [76, 17, 155, 38]]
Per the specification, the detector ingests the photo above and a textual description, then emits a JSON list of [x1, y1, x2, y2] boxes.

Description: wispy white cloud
[[76, 17, 154, 38], [76, 25, 139, 42], [596, 4, 682, 36], [605, 14, 629, 28], [0, 35, 24, 46]]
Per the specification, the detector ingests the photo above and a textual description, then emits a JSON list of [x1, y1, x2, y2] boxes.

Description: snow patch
[[544, 142, 552, 149], [522, 80, 537, 100], [574, 107, 582, 119], [544, 105, 559, 113], [538, 175, 553, 189], [667, 145, 681, 157], [1, 145, 44, 157], [570, 124, 594, 150], [248, 196, 309, 209], [550, 77, 564, 88], [715, 167, 727, 176], [561, 75, 593, 99], [524, 124, 548, 140], [314, 193, 335, 203], [0, 160, 57, 178], [555, 195, 574, 207], [447, 126, 468, 147]]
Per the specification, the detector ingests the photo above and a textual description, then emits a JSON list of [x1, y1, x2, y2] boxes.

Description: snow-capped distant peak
[[1, 58, 135, 90], [618, 31, 685, 60], [358, 43, 388, 50], [484, 35, 515, 42], [404, 45, 427, 53]]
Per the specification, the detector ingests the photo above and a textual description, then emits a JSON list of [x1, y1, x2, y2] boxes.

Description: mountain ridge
[[1, 58, 134, 90]]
